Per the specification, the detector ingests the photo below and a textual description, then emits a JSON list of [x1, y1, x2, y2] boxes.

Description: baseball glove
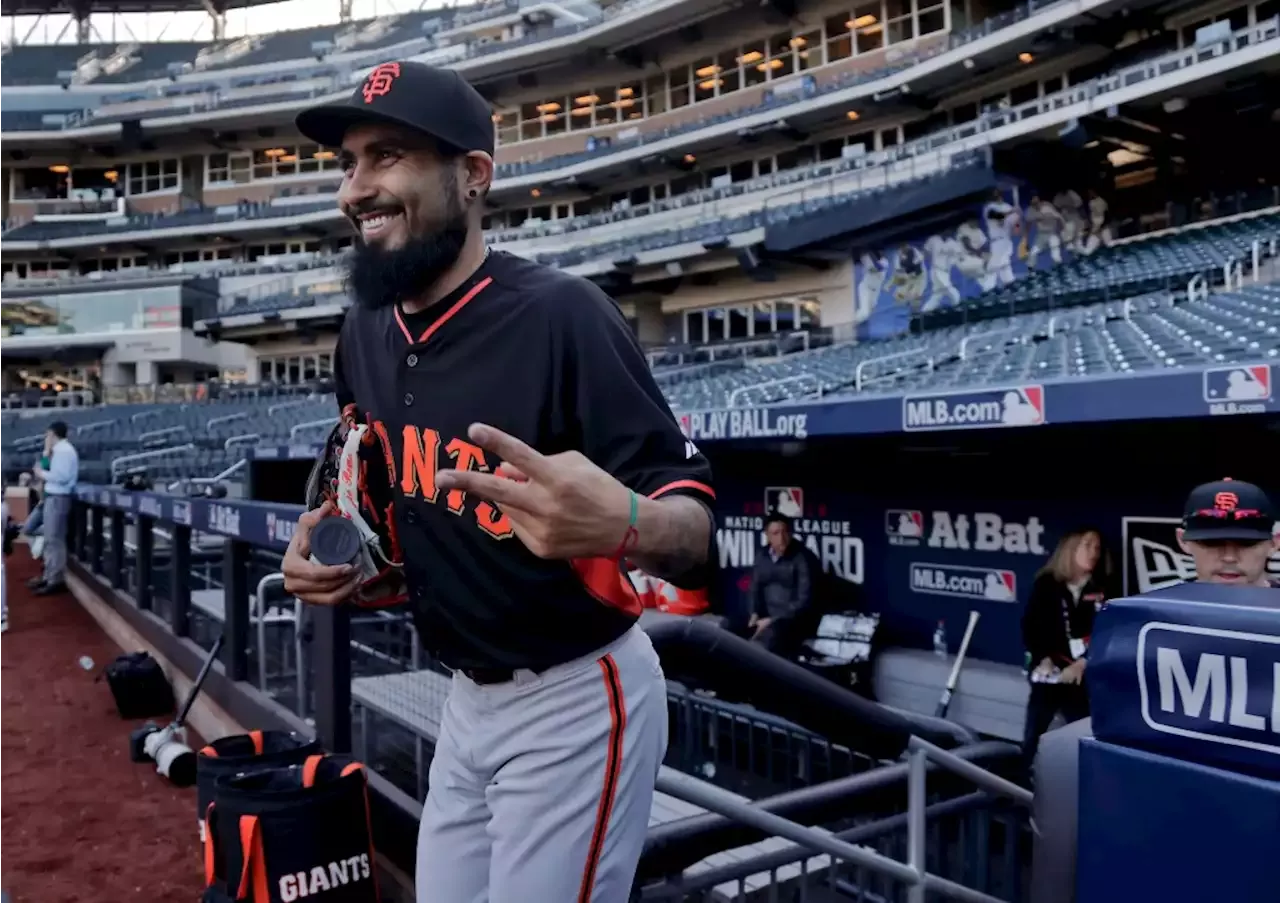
[[304, 405, 407, 608]]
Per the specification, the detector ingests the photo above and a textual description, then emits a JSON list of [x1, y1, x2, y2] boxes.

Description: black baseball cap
[[296, 60, 495, 157], [1181, 478, 1276, 543]]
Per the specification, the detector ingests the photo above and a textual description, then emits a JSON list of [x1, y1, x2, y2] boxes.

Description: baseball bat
[[935, 610, 981, 718]]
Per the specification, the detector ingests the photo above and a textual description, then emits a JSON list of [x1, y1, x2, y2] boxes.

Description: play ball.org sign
[[1122, 517, 1280, 594]]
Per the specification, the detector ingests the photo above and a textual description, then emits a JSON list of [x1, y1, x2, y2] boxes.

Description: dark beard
[[345, 206, 470, 311]]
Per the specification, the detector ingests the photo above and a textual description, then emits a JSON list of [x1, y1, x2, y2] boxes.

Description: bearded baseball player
[[284, 61, 717, 902]]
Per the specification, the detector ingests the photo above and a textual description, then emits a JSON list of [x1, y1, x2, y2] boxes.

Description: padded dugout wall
[[703, 414, 1280, 666]]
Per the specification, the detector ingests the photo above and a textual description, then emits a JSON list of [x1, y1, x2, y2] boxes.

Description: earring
[[467, 189, 478, 199]]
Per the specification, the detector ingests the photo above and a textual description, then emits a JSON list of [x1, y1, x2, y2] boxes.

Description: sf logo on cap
[[363, 63, 401, 104], [1214, 491, 1239, 511]]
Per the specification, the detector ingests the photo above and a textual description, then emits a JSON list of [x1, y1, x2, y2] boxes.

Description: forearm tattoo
[[628, 495, 712, 583]]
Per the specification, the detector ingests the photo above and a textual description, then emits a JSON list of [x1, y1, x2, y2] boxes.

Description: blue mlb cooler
[[1078, 583, 1280, 903]]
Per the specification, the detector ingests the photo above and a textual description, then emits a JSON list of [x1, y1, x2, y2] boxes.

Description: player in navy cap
[[1177, 478, 1279, 588], [285, 61, 717, 903]]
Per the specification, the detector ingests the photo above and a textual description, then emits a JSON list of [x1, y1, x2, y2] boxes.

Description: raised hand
[[435, 423, 634, 560]]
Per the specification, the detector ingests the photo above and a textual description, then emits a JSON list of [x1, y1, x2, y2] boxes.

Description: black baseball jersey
[[333, 250, 716, 672]]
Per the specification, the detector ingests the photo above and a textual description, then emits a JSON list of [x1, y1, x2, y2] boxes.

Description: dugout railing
[[63, 488, 1034, 902]]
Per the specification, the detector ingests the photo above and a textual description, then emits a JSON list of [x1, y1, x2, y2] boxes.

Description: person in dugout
[[1030, 478, 1278, 903], [1176, 477, 1279, 588], [1019, 526, 1116, 775], [747, 512, 818, 658]]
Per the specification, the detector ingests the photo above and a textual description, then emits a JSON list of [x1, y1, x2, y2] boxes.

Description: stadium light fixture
[[1019, 52, 1034, 63], [313, 150, 336, 160], [574, 94, 599, 105], [683, 153, 697, 165], [104, 170, 119, 182], [848, 14, 877, 29], [695, 64, 721, 78], [617, 87, 634, 98], [697, 79, 721, 91], [264, 148, 287, 158], [846, 111, 861, 121], [48, 164, 70, 174], [531, 188, 542, 198], [789, 36, 807, 48], [738, 51, 763, 65], [535, 101, 561, 113]]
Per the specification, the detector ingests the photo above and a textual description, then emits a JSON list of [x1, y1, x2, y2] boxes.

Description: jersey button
[[403, 392, 414, 406], [406, 354, 418, 367]]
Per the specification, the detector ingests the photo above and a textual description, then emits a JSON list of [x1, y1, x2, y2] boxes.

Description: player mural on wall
[[853, 187, 1111, 339]]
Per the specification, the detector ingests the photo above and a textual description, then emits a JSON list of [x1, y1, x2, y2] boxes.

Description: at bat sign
[[935, 610, 981, 718]]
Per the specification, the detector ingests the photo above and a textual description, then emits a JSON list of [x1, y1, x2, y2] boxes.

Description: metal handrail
[[139, 425, 189, 444], [224, 433, 261, 451], [957, 327, 1024, 362], [207, 411, 249, 428], [166, 458, 247, 492], [289, 417, 336, 439], [267, 399, 315, 416], [75, 419, 119, 435], [726, 374, 820, 407], [109, 443, 196, 479], [654, 735, 1031, 903], [856, 347, 929, 390]]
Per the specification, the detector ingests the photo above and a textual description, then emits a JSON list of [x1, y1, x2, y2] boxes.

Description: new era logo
[[1203, 365, 1271, 403]]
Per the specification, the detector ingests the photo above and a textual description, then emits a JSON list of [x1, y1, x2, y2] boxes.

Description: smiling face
[[337, 122, 473, 309]]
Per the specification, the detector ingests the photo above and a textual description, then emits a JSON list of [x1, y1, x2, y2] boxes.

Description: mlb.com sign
[[903, 385, 1044, 432], [1136, 622, 1280, 757], [910, 562, 1018, 601], [1203, 364, 1272, 416]]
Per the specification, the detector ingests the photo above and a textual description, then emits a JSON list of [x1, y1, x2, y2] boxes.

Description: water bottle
[[933, 620, 947, 658]]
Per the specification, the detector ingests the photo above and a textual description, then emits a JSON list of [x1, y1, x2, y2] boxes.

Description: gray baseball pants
[[416, 624, 668, 902]]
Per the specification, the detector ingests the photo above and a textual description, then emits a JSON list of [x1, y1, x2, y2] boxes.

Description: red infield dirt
[[1, 549, 206, 903]]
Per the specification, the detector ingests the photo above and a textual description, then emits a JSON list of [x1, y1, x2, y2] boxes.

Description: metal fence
[[65, 488, 1034, 901]]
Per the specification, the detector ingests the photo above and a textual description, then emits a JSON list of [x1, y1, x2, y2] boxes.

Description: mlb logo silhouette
[[885, 509, 924, 539], [984, 569, 1017, 601], [1203, 365, 1271, 402], [765, 487, 804, 518], [1000, 386, 1044, 426]]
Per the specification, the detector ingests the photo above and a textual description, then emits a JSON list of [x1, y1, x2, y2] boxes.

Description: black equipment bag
[[202, 753, 379, 903], [103, 651, 175, 719], [196, 731, 323, 840]]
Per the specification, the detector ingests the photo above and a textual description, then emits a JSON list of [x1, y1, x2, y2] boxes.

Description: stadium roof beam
[[200, 0, 226, 41]]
